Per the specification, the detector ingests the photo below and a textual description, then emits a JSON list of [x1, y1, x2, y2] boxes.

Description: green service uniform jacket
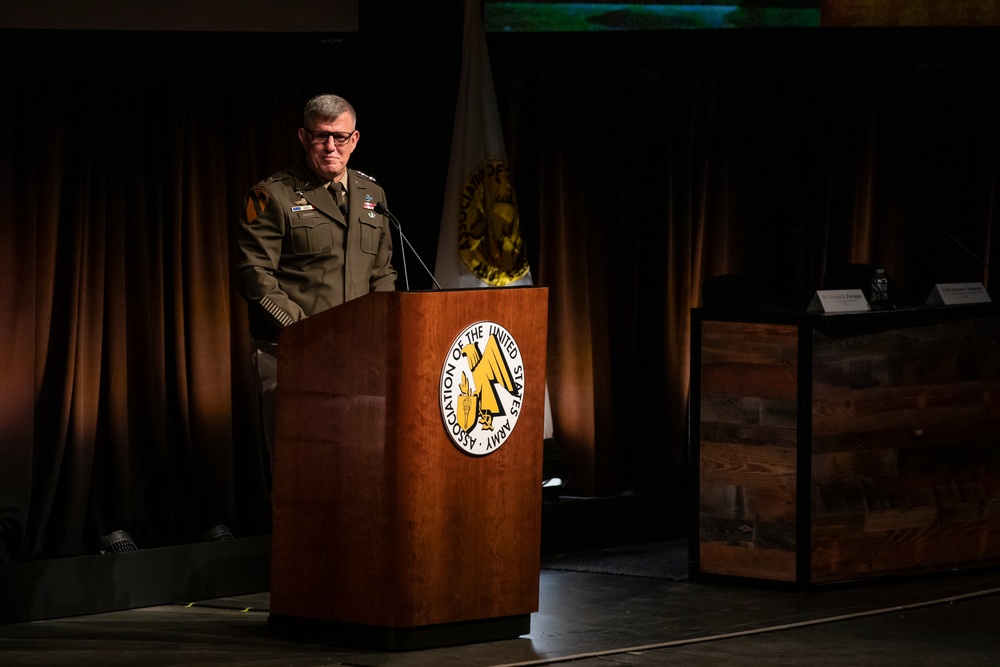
[[235, 162, 396, 340]]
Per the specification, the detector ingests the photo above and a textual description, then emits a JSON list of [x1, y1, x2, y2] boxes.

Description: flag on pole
[[435, 0, 532, 289], [436, 0, 552, 439]]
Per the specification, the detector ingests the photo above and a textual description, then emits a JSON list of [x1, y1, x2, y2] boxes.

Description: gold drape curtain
[[3, 27, 999, 561]]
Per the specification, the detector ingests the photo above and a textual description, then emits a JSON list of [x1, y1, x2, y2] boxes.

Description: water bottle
[[870, 268, 891, 309]]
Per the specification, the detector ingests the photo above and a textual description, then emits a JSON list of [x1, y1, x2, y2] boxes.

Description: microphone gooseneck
[[375, 202, 443, 290], [374, 203, 409, 289]]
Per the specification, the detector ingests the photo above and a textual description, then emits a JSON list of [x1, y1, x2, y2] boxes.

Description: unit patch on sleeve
[[246, 187, 270, 224]]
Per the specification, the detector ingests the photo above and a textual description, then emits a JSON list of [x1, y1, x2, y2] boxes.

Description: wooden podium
[[268, 287, 549, 650]]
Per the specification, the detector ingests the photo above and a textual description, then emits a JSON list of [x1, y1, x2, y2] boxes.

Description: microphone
[[374, 202, 442, 290]]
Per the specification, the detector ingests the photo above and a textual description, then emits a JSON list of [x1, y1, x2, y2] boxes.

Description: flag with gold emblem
[[435, 0, 552, 440], [435, 0, 532, 289]]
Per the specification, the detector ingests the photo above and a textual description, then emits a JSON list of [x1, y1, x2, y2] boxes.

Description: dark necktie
[[332, 182, 348, 218]]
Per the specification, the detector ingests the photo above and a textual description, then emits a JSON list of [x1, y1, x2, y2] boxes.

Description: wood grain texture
[[695, 310, 1000, 586], [271, 288, 548, 627], [810, 316, 1000, 583], [697, 321, 799, 581]]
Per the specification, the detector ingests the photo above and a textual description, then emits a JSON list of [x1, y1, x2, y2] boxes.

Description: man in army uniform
[[235, 94, 396, 461]]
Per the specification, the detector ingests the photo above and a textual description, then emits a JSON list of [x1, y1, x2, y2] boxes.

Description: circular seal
[[439, 321, 525, 456], [458, 159, 531, 286]]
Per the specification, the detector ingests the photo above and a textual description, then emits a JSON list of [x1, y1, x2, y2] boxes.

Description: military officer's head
[[297, 94, 360, 183]]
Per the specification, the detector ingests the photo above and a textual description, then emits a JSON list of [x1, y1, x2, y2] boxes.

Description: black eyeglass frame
[[303, 129, 357, 146]]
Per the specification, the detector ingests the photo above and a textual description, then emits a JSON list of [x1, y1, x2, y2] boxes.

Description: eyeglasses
[[303, 129, 356, 146]]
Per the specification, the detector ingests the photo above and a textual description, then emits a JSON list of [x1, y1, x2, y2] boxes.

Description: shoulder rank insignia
[[264, 171, 290, 183], [355, 170, 378, 183]]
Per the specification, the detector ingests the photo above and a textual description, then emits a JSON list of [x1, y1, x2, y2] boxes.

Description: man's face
[[297, 114, 359, 182]]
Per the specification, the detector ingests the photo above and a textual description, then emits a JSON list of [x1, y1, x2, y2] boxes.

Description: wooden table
[[690, 303, 1000, 587]]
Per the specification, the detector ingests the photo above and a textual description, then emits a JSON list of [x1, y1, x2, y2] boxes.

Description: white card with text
[[926, 283, 991, 306], [807, 289, 871, 313]]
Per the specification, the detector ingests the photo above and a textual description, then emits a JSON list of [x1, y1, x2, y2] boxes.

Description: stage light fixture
[[200, 524, 235, 542], [97, 530, 138, 554]]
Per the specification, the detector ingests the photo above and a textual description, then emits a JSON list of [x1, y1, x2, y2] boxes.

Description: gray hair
[[303, 94, 356, 128]]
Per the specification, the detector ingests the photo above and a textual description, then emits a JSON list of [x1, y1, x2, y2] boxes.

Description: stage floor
[[2, 558, 999, 665]]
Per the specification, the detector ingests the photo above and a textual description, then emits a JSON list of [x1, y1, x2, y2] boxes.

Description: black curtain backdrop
[[2, 21, 999, 562], [494, 28, 1000, 496], [0, 23, 460, 561]]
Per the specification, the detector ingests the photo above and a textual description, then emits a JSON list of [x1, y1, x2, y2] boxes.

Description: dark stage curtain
[[2, 26, 999, 561], [0, 26, 459, 562], [0, 34, 327, 560], [493, 29, 1000, 496]]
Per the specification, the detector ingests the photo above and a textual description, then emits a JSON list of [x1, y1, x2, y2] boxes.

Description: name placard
[[926, 283, 991, 306], [807, 289, 871, 313]]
